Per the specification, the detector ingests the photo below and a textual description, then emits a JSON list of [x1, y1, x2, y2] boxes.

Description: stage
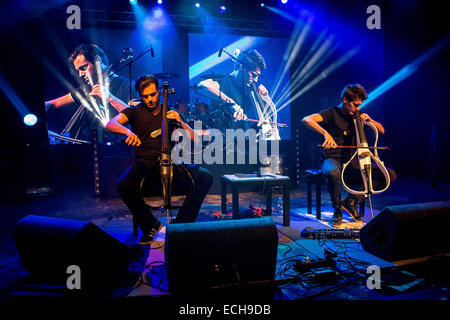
[[1, 0, 450, 314], [2, 176, 449, 305]]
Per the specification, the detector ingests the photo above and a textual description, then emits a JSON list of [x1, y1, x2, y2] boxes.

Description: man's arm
[[167, 110, 199, 144], [197, 79, 245, 120], [45, 93, 75, 111], [106, 113, 141, 146], [89, 84, 128, 112], [302, 113, 337, 149]]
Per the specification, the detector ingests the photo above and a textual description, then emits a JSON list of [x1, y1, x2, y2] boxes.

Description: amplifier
[[301, 227, 360, 239]]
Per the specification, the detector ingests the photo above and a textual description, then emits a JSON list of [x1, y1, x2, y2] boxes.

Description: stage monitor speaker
[[360, 201, 450, 262], [164, 217, 278, 294], [14, 215, 132, 293]]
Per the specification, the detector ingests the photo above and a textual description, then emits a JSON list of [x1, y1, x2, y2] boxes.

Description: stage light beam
[[363, 36, 450, 108]]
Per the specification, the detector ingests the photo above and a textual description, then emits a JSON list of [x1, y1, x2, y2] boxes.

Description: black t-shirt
[[214, 75, 256, 126], [319, 106, 356, 161], [70, 74, 134, 143], [122, 103, 163, 163], [122, 103, 184, 166]]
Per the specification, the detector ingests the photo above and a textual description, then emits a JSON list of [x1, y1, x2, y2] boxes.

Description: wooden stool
[[305, 169, 326, 220]]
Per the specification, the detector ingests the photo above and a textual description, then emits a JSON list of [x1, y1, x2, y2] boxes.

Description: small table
[[221, 174, 291, 227]]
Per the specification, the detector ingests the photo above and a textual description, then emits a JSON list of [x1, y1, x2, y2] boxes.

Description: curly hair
[[68, 44, 109, 74], [135, 74, 159, 95], [340, 84, 368, 102], [234, 49, 267, 72]]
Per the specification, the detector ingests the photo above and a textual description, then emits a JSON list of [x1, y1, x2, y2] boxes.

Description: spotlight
[[281, 0, 288, 4], [154, 8, 163, 18], [129, 0, 138, 5], [219, 5, 226, 13], [24, 114, 37, 126], [195, 2, 200, 8], [157, 0, 162, 4], [261, 3, 265, 7]]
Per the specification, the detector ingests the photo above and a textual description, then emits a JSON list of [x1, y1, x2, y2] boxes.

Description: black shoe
[[330, 207, 343, 227], [138, 220, 162, 245], [342, 196, 361, 222]]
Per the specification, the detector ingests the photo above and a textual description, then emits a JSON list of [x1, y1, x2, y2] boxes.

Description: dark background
[[0, 0, 449, 202]]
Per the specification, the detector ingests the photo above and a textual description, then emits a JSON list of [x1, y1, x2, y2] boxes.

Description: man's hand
[[322, 131, 337, 149], [125, 130, 141, 146], [258, 84, 268, 96], [89, 84, 110, 100], [233, 104, 247, 121], [167, 110, 182, 123], [360, 113, 372, 122]]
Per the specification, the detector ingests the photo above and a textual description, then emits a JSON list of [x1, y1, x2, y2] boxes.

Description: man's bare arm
[[45, 93, 75, 111], [302, 113, 337, 149], [106, 113, 141, 146]]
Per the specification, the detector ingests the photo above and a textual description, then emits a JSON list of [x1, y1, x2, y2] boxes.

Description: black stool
[[305, 169, 326, 220]]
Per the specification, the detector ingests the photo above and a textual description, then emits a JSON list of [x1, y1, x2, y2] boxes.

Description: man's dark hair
[[135, 74, 159, 95], [69, 44, 109, 74], [234, 49, 267, 72], [340, 84, 368, 102]]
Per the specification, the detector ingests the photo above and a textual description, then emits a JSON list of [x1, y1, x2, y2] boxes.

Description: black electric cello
[[160, 81, 176, 221]]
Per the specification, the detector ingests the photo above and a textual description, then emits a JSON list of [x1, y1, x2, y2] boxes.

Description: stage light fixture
[[281, 0, 288, 4], [157, 0, 163, 4], [219, 5, 226, 13], [195, 2, 200, 8], [261, 3, 265, 7], [24, 114, 37, 126], [129, 0, 138, 5]]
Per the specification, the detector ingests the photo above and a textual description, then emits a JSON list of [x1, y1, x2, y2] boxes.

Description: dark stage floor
[[1, 176, 450, 304]]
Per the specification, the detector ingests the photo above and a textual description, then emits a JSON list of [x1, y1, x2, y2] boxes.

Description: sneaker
[[330, 207, 343, 227], [342, 196, 361, 222], [138, 220, 162, 245]]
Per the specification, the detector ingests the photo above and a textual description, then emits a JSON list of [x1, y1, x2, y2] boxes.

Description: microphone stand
[[113, 46, 154, 103]]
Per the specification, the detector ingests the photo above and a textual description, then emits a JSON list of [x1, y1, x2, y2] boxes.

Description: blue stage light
[[157, 0, 162, 4], [261, 3, 265, 7], [24, 114, 37, 126], [281, 0, 288, 4], [195, 2, 200, 8], [129, 0, 138, 6], [219, 5, 226, 13]]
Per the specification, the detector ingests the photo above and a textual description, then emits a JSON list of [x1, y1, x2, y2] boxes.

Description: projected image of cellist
[[302, 84, 397, 227], [197, 49, 283, 140], [45, 44, 134, 143]]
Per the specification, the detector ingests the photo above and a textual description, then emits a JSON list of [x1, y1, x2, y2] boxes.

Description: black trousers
[[117, 160, 213, 234], [321, 158, 397, 210]]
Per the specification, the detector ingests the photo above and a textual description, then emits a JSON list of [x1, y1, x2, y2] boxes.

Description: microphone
[[150, 46, 155, 58], [218, 48, 223, 57]]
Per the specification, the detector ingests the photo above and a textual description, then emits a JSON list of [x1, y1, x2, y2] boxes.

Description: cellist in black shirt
[[302, 84, 397, 226], [106, 75, 213, 245]]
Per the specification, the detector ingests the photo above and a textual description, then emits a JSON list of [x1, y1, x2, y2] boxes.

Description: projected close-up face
[[244, 68, 261, 86], [73, 54, 98, 86]]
